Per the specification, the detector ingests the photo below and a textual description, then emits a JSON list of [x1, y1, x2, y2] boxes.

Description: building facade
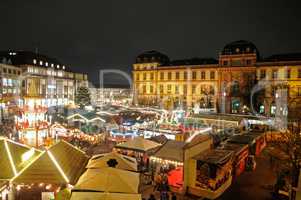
[[132, 41, 301, 117], [0, 51, 88, 108]]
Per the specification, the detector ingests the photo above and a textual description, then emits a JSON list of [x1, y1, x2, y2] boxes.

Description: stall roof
[[153, 140, 185, 162], [227, 134, 257, 145], [193, 149, 233, 165], [70, 192, 142, 200], [0, 137, 41, 179], [149, 135, 168, 144], [12, 140, 89, 185], [73, 168, 140, 194], [191, 113, 268, 122], [184, 134, 212, 149], [87, 152, 137, 171], [115, 137, 161, 152], [219, 143, 249, 156]]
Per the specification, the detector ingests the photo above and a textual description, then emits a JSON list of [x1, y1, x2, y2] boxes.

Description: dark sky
[[1, 0, 301, 86]]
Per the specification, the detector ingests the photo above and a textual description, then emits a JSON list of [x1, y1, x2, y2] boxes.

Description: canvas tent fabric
[[12, 140, 89, 185], [0, 137, 41, 179], [115, 137, 161, 152], [153, 140, 185, 162], [87, 152, 137, 171], [73, 168, 140, 194], [70, 192, 142, 200], [48, 140, 89, 184]]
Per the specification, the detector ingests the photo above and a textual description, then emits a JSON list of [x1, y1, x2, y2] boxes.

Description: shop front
[[187, 149, 234, 199]]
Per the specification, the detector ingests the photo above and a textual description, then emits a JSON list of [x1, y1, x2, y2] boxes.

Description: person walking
[[148, 194, 156, 200], [171, 193, 177, 200]]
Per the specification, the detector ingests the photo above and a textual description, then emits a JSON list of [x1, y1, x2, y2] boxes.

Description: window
[[168, 72, 172, 80], [150, 73, 154, 80], [33, 59, 37, 64], [160, 72, 164, 80], [210, 71, 215, 79], [143, 85, 146, 93], [8, 69, 12, 74], [167, 85, 171, 93], [45, 62, 48, 67], [272, 69, 278, 79], [298, 69, 301, 78], [192, 85, 196, 94], [260, 69, 266, 79], [160, 85, 164, 93], [183, 72, 187, 80], [183, 85, 187, 94], [246, 59, 252, 65], [286, 69, 291, 79], [150, 85, 153, 93], [231, 81, 240, 95], [39, 61, 43, 66], [136, 74, 140, 81], [223, 61, 229, 66], [176, 72, 180, 79], [175, 85, 179, 94], [13, 70, 16, 74], [143, 73, 146, 80], [192, 71, 197, 80], [3, 68, 7, 73], [201, 71, 206, 79]]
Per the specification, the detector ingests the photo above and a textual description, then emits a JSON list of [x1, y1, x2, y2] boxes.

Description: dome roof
[[135, 50, 169, 64], [221, 40, 259, 56]]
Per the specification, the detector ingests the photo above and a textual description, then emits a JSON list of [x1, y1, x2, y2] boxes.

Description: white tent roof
[[115, 137, 161, 152], [70, 192, 142, 200], [87, 152, 137, 171], [73, 168, 140, 194]]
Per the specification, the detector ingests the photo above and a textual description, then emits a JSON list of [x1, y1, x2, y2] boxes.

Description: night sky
[[1, 0, 301, 86]]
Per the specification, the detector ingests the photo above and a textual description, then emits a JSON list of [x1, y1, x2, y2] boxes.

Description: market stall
[[150, 140, 185, 192], [0, 137, 42, 200], [71, 167, 141, 200], [187, 149, 234, 199], [11, 140, 89, 200], [219, 143, 249, 178], [87, 152, 138, 171], [114, 137, 161, 171]]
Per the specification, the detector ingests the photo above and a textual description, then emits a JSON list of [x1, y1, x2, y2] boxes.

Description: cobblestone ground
[[142, 154, 276, 200]]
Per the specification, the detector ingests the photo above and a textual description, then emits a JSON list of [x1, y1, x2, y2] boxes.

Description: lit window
[[57, 65, 60, 69], [39, 61, 43, 65], [33, 59, 37, 64], [51, 63, 54, 68], [45, 62, 48, 67], [62, 65, 65, 70]]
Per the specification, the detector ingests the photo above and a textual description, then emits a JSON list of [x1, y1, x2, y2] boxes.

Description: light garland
[[150, 156, 183, 166], [4, 140, 17, 176], [47, 150, 69, 183]]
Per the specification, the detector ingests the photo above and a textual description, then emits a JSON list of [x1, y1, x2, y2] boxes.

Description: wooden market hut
[[218, 143, 249, 178], [151, 140, 185, 192], [11, 140, 89, 200], [0, 137, 41, 199], [187, 149, 234, 199]]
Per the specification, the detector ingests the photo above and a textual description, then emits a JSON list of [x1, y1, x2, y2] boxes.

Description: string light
[[47, 150, 69, 183], [4, 140, 17, 176]]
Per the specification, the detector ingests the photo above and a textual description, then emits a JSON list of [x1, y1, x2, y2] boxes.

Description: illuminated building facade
[[133, 41, 301, 117], [90, 87, 133, 106], [0, 63, 22, 121], [0, 51, 88, 146]]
